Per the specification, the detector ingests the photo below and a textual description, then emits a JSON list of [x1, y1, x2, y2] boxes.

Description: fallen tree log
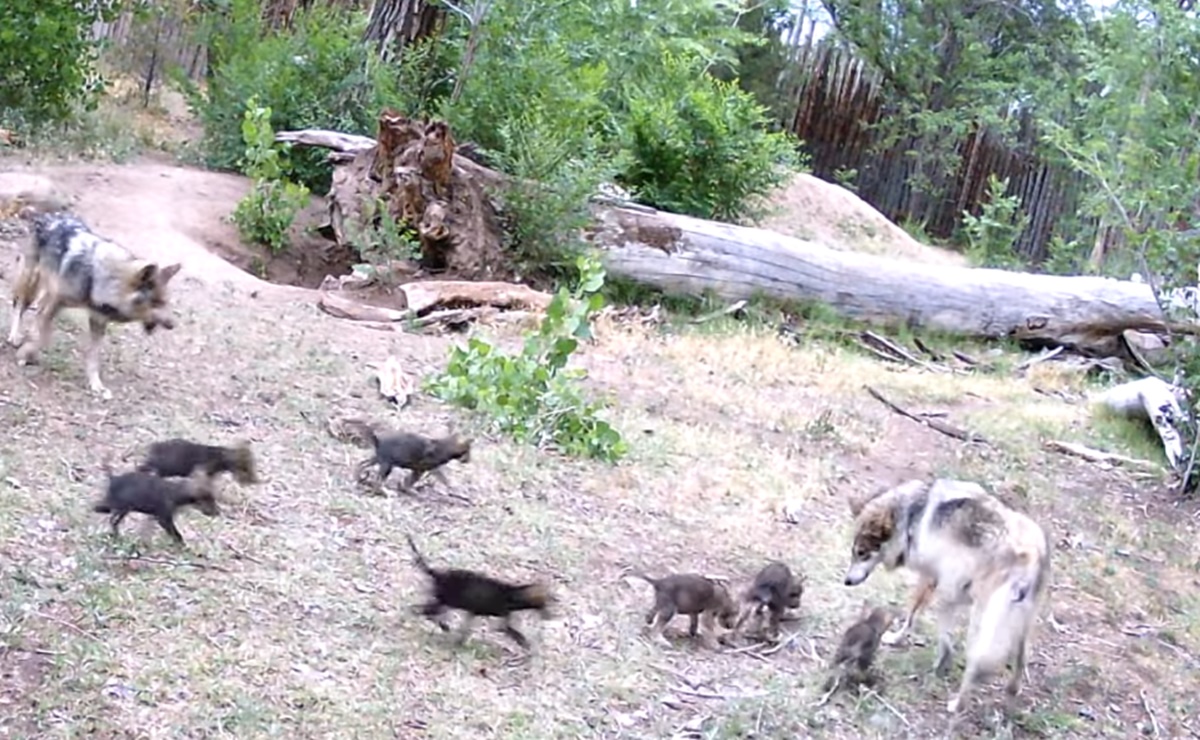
[[585, 205, 1181, 354], [278, 119, 1185, 355]]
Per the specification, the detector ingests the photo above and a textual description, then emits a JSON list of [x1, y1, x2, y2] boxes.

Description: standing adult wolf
[[7, 212, 182, 399]]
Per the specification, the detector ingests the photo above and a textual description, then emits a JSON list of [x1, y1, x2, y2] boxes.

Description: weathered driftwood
[[279, 121, 1185, 354], [1094, 376, 1187, 470]]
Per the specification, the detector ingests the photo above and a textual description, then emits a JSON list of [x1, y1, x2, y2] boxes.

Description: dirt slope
[[755, 172, 967, 267]]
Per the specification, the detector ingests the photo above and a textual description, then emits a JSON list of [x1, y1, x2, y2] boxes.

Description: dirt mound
[[754, 172, 966, 267]]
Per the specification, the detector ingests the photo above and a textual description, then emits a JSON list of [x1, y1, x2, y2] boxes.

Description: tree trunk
[[363, 0, 444, 60], [277, 122, 1178, 355]]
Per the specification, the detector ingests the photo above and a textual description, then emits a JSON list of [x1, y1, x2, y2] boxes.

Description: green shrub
[[616, 50, 801, 223], [961, 173, 1030, 269], [184, 0, 411, 193], [425, 253, 627, 462], [0, 1, 118, 125], [231, 99, 310, 252]]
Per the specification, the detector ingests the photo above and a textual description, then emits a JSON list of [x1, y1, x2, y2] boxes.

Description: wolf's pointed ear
[[847, 483, 890, 516], [158, 263, 183, 286], [132, 263, 158, 288]]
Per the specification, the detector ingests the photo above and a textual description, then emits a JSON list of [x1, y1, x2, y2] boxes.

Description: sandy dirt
[[755, 172, 967, 267]]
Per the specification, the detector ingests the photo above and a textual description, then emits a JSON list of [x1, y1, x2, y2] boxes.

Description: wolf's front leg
[[882, 575, 936, 646], [85, 316, 112, 400]]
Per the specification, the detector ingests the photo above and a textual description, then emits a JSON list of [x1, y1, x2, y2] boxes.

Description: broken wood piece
[[368, 356, 415, 407], [952, 350, 980, 366], [859, 330, 952, 373], [912, 336, 943, 361], [1043, 440, 1160, 470], [408, 307, 490, 330], [1016, 346, 1065, 371], [318, 291, 413, 323], [1093, 376, 1187, 469], [399, 280, 553, 315], [865, 385, 991, 445], [691, 299, 749, 324]]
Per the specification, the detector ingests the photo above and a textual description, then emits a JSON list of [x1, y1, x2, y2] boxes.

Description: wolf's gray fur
[[7, 212, 182, 398]]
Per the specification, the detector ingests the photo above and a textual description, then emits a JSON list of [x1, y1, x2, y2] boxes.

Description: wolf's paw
[[15, 345, 37, 366], [89, 379, 112, 400], [880, 628, 908, 647], [947, 696, 961, 713]]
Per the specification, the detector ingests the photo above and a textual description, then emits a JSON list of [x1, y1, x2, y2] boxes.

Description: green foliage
[[616, 50, 800, 222], [231, 99, 310, 252], [1040, 0, 1200, 487], [962, 174, 1030, 269], [343, 197, 422, 279], [426, 253, 627, 462], [184, 0, 418, 193], [0, 1, 119, 125]]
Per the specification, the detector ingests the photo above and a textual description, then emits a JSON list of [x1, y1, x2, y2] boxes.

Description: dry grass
[[1, 258, 1198, 739]]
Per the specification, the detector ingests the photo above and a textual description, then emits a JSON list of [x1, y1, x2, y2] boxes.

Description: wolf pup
[[406, 534, 553, 650], [821, 604, 895, 694], [734, 561, 804, 641], [632, 571, 739, 649], [137, 438, 259, 485], [93, 463, 220, 547], [842, 478, 1051, 713], [7, 212, 182, 399], [348, 421, 471, 493]]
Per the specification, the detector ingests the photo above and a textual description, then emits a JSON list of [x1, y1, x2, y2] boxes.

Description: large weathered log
[[584, 204, 1175, 353], [279, 124, 1180, 354]]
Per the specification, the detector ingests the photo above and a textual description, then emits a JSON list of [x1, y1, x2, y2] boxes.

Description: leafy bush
[[961, 174, 1030, 269], [616, 51, 801, 223], [231, 99, 310, 252], [0, 1, 118, 125], [184, 0, 411, 193], [342, 196, 422, 280], [425, 253, 627, 462]]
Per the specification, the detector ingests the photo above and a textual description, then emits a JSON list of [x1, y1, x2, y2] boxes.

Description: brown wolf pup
[[93, 464, 220, 547], [348, 421, 471, 493], [7, 212, 182, 399], [632, 571, 739, 649], [734, 561, 804, 641], [137, 438, 258, 485], [821, 604, 896, 694], [406, 535, 553, 650]]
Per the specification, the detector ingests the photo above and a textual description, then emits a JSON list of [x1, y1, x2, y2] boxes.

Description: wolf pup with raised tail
[[7, 212, 182, 399]]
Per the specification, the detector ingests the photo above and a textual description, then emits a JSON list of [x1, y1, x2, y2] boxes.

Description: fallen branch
[[692, 299, 748, 324], [1016, 346, 1064, 371], [860, 331, 951, 373], [670, 685, 767, 701], [1043, 440, 1160, 470], [103, 555, 232, 572], [865, 386, 991, 445], [912, 336, 943, 361], [318, 292, 412, 323]]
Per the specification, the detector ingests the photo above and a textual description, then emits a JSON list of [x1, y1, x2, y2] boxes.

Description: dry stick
[[1043, 440, 1159, 470], [952, 350, 980, 366], [911, 335, 944, 361], [861, 331, 952, 373], [692, 299, 748, 324], [865, 386, 991, 445], [862, 688, 911, 728], [103, 555, 231, 573], [34, 612, 100, 641], [810, 675, 840, 708], [1141, 689, 1162, 738], [1016, 345, 1064, 371], [759, 629, 805, 657], [671, 685, 767, 701]]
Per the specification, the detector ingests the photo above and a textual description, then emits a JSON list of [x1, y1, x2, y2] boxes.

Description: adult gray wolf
[[7, 212, 182, 399], [842, 479, 1051, 713]]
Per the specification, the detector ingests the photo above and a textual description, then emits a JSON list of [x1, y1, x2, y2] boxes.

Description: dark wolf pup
[[94, 463, 220, 547], [406, 534, 553, 649], [7, 212, 182, 399], [137, 438, 259, 485]]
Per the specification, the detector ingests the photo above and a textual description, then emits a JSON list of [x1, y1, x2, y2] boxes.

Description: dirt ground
[[1, 142, 1199, 738], [754, 173, 967, 267]]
